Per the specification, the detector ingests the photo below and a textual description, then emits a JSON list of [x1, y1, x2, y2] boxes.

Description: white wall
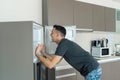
[[76, 31, 120, 54], [76, 0, 120, 9], [0, 0, 42, 24]]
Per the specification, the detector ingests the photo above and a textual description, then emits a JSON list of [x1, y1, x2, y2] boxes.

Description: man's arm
[[40, 44, 54, 60], [36, 53, 62, 69], [35, 44, 62, 69], [42, 52, 53, 60]]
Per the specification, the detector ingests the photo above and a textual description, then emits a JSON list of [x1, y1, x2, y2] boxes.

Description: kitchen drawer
[[56, 74, 76, 80], [55, 68, 75, 76], [55, 68, 77, 80]]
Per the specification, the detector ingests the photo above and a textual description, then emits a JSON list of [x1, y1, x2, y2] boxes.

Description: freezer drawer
[[41, 64, 55, 80]]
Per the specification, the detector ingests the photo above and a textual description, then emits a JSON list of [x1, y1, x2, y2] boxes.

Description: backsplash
[[76, 31, 120, 54]]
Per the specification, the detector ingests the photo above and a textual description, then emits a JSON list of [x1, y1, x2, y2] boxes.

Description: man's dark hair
[[53, 25, 66, 37]]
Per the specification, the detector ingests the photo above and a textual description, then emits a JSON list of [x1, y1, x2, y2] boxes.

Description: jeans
[[85, 66, 102, 80]]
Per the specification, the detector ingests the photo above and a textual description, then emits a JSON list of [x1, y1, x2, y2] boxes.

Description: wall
[[76, 0, 120, 9], [76, 31, 120, 54], [0, 0, 42, 24]]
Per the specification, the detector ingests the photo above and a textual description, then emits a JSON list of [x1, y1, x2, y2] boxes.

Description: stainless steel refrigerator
[[0, 21, 76, 80], [43, 26, 77, 80]]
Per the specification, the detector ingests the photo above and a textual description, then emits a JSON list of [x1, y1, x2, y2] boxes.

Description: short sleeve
[[55, 40, 69, 56]]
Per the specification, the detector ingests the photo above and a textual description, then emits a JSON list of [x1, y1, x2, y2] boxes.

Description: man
[[35, 25, 102, 80]]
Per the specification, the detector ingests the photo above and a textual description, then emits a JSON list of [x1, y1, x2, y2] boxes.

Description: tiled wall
[[76, 31, 120, 54]]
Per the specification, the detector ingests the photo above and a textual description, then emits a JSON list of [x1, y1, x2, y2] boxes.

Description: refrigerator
[[43, 26, 76, 80], [0, 21, 76, 80], [0, 21, 44, 80], [44, 26, 76, 54]]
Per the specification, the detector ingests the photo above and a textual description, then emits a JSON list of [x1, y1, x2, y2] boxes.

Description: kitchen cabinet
[[101, 61, 120, 80], [76, 59, 120, 80], [93, 5, 105, 31], [93, 5, 115, 32], [42, 59, 77, 80], [55, 59, 83, 80], [74, 1, 115, 31], [42, 0, 116, 31], [42, 0, 74, 25], [105, 7, 116, 32], [74, 1, 93, 29], [55, 68, 77, 80], [76, 71, 84, 80], [93, 5, 116, 32]]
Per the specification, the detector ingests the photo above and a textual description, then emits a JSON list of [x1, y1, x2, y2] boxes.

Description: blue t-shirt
[[55, 38, 99, 76]]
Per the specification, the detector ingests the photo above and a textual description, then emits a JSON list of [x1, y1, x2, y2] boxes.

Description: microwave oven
[[91, 47, 111, 57]]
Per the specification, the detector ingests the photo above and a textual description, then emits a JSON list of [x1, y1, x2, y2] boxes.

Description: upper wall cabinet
[[92, 5, 105, 31], [42, 0, 116, 32], [74, 2, 93, 29], [105, 7, 116, 32], [42, 0, 74, 25], [92, 5, 115, 32], [74, 2, 115, 31]]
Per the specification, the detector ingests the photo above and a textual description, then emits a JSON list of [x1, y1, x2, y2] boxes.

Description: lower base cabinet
[[43, 61, 120, 80], [76, 61, 120, 80], [101, 61, 120, 80], [55, 68, 77, 80], [56, 75, 76, 80], [76, 71, 84, 80]]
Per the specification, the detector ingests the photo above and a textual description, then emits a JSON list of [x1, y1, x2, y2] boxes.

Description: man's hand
[[35, 44, 44, 56], [41, 45, 46, 54]]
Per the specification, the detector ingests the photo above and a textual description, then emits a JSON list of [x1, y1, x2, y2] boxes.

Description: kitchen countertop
[[95, 56, 120, 63], [55, 56, 120, 70]]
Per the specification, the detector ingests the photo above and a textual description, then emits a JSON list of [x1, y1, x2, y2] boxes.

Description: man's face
[[50, 28, 58, 42]]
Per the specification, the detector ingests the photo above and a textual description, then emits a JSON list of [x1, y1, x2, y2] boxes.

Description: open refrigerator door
[[44, 25, 76, 55], [33, 23, 44, 80], [33, 23, 44, 63], [44, 25, 76, 80]]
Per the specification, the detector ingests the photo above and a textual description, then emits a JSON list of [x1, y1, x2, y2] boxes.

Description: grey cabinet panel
[[56, 68, 75, 76], [93, 5, 105, 31], [76, 71, 84, 80], [74, 2, 93, 29], [101, 61, 120, 80], [43, 0, 74, 25], [76, 61, 120, 80], [105, 8, 116, 32], [43, 0, 115, 32], [56, 75, 76, 80], [93, 5, 115, 32], [56, 68, 77, 80], [0, 21, 34, 80]]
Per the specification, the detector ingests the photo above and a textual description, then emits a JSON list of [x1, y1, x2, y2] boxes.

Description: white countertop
[[55, 56, 120, 70], [96, 56, 120, 63]]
